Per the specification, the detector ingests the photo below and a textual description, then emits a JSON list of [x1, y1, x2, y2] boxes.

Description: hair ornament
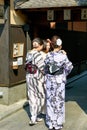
[[56, 39, 62, 46]]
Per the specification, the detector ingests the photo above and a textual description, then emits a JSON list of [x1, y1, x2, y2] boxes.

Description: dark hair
[[32, 37, 43, 45], [42, 39, 53, 52], [42, 39, 47, 51], [51, 35, 61, 48]]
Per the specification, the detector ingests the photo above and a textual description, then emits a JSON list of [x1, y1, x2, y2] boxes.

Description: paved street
[[0, 72, 87, 130]]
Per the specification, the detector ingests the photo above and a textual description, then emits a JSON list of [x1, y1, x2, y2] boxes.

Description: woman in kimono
[[25, 38, 45, 125], [44, 36, 73, 130], [41, 38, 53, 59]]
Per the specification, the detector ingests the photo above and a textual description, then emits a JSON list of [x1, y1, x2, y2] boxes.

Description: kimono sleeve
[[63, 55, 73, 76], [44, 54, 51, 74]]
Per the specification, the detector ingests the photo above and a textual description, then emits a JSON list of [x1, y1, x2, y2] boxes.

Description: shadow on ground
[[23, 103, 46, 124], [65, 74, 87, 114]]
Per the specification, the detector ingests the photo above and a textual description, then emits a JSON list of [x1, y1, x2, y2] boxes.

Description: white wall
[[10, 0, 27, 25]]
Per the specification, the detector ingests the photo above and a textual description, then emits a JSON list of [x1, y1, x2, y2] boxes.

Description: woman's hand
[[61, 50, 67, 55]]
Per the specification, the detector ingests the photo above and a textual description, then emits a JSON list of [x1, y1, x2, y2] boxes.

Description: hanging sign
[[47, 10, 54, 21], [81, 9, 87, 20]]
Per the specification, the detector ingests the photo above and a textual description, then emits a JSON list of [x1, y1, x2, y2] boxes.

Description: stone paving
[[0, 71, 87, 130]]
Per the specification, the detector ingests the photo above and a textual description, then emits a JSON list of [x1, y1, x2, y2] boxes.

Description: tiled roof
[[14, 0, 87, 9]]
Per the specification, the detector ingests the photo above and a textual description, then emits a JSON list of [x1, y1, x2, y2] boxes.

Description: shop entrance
[[35, 23, 87, 76]]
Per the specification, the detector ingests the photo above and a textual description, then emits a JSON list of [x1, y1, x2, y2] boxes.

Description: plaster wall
[[0, 0, 4, 4], [10, 0, 27, 25], [0, 83, 27, 105]]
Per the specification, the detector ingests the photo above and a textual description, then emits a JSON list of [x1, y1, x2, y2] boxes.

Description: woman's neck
[[53, 48, 60, 52]]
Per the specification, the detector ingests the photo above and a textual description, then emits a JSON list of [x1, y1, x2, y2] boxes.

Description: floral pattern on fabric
[[44, 51, 73, 129]]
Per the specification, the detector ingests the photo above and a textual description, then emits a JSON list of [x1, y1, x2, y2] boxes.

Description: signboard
[[64, 9, 71, 20], [81, 9, 87, 19], [13, 43, 24, 58], [47, 10, 54, 21]]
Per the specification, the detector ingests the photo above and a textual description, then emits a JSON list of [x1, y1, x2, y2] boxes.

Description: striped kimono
[[44, 51, 73, 129], [25, 50, 45, 122]]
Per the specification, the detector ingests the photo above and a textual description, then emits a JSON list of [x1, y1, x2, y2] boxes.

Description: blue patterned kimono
[[44, 51, 73, 129]]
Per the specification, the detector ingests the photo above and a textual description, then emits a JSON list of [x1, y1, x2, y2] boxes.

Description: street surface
[[0, 73, 87, 130]]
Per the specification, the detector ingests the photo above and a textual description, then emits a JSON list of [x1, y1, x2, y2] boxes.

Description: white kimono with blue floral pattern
[[44, 51, 73, 129]]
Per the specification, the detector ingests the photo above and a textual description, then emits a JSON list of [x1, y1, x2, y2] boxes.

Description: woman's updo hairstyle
[[51, 35, 62, 49], [32, 37, 43, 48]]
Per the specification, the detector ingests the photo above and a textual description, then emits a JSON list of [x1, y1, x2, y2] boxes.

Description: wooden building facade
[[0, 0, 87, 105]]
